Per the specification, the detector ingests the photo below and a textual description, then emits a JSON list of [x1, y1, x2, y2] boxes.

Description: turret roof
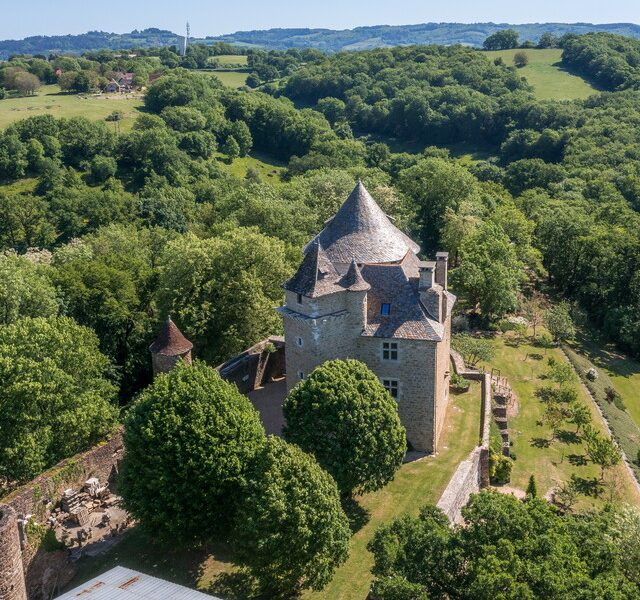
[[283, 241, 343, 298], [149, 318, 193, 356], [339, 259, 371, 291], [308, 181, 420, 264]]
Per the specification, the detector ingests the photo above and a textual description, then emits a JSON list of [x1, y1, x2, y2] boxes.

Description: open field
[[64, 383, 482, 599], [205, 70, 249, 88], [213, 55, 248, 66], [486, 333, 640, 508], [0, 85, 144, 130], [215, 151, 286, 182], [482, 49, 600, 100]]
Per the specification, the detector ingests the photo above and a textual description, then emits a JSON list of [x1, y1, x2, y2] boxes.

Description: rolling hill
[[1, 22, 640, 58]]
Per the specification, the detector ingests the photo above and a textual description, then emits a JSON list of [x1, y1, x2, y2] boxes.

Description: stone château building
[[279, 182, 455, 453]]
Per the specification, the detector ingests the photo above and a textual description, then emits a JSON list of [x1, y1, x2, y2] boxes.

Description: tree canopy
[[283, 359, 406, 496]]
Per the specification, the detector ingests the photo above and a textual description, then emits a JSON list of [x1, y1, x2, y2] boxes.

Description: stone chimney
[[435, 252, 448, 290], [418, 261, 436, 290], [419, 261, 443, 322]]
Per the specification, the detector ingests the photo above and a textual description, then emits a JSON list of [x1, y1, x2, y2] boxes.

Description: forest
[[0, 33, 639, 491]]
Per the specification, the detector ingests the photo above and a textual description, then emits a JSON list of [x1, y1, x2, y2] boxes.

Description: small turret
[[149, 317, 193, 375], [419, 261, 444, 323]]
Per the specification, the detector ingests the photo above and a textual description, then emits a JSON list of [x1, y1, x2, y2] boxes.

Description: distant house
[[54, 67, 63, 77], [104, 72, 136, 93], [104, 79, 124, 93], [147, 72, 164, 84]]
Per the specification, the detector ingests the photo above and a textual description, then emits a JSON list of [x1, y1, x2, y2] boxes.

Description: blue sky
[[7, 0, 640, 40]]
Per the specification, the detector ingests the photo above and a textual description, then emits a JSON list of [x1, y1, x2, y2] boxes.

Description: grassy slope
[[305, 382, 482, 600], [572, 334, 640, 428], [65, 383, 482, 600], [487, 334, 640, 508], [482, 49, 599, 100], [0, 85, 143, 130]]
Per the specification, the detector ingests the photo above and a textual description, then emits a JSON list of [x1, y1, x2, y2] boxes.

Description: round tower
[[149, 317, 193, 375], [0, 505, 27, 600]]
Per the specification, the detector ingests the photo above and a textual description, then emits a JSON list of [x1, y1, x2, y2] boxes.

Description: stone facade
[[0, 506, 27, 600], [280, 183, 455, 453]]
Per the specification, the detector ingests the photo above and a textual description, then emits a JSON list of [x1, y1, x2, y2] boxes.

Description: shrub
[[489, 449, 512, 484], [450, 372, 470, 391]]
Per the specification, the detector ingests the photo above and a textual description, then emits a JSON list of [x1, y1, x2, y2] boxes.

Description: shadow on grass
[[571, 475, 602, 497], [209, 570, 258, 600], [557, 430, 580, 445], [341, 496, 370, 534], [568, 453, 588, 466], [530, 437, 551, 448]]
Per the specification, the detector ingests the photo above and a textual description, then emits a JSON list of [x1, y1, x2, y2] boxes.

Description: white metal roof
[[55, 566, 221, 599]]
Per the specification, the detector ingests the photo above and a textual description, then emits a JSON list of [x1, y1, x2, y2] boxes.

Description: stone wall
[[436, 447, 482, 524], [1, 429, 124, 518], [217, 336, 285, 395], [0, 506, 27, 600], [436, 372, 492, 524], [0, 430, 124, 600]]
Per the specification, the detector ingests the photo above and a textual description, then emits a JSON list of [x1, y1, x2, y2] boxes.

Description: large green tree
[[283, 359, 406, 496], [369, 491, 640, 600], [156, 228, 292, 363], [451, 220, 523, 319], [0, 253, 58, 325], [397, 158, 479, 253], [119, 361, 265, 543], [0, 316, 118, 482], [234, 436, 351, 598]]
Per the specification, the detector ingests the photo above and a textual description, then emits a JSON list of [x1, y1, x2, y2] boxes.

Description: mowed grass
[[214, 54, 248, 66], [0, 85, 144, 130], [486, 333, 640, 508], [482, 49, 599, 100], [572, 333, 640, 428], [305, 383, 482, 600], [64, 383, 483, 600]]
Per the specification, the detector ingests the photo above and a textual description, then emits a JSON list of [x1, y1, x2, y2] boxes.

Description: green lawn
[[207, 71, 249, 88], [571, 334, 640, 428], [214, 151, 286, 182], [64, 383, 482, 600], [485, 333, 640, 507], [0, 85, 144, 130], [482, 49, 600, 100], [305, 383, 482, 600], [213, 55, 248, 66]]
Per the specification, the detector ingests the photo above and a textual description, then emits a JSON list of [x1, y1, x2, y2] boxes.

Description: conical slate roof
[[310, 181, 420, 265], [339, 259, 371, 291], [284, 241, 342, 298], [149, 317, 193, 356]]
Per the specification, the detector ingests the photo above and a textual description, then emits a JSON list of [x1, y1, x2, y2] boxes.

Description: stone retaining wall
[[436, 372, 492, 524], [0, 506, 27, 600]]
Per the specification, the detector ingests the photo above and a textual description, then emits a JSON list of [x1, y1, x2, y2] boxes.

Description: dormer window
[[297, 293, 303, 305], [380, 303, 391, 316]]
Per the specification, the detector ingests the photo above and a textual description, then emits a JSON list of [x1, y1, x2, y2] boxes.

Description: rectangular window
[[382, 379, 399, 399], [296, 293, 303, 305], [298, 371, 305, 380], [380, 303, 391, 316], [382, 341, 398, 361], [296, 336, 304, 347]]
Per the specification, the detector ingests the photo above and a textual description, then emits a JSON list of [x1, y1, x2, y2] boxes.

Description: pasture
[[482, 48, 600, 100], [0, 85, 144, 130]]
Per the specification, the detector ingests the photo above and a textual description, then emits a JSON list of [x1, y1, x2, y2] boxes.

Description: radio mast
[[182, 22, 190, 56]]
